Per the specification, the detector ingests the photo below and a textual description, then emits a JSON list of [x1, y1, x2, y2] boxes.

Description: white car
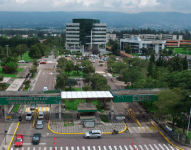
[[38, 112, 44, 119], [43, 87, 48, 91], [26, 112, 33, 120], [18, 60, 25, 63]]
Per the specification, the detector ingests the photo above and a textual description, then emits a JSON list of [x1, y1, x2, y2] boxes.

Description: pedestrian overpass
[[0, 88, 165, 105]]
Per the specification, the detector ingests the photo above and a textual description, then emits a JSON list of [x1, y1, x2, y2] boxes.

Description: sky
[[0, 0, 190, 13]]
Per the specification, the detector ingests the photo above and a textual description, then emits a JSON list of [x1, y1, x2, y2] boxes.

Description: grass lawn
[[64, 120, 74, 127], [0, 67, 24, 78], [99, 115, 109, 123], [65, 87, 81, 91], [63, 99, 104, 112], [112, 74, 119, 77], [30, 72, 36, 78], [25, 85, 30, 91], [18, 51, 33, 61], [63, 71, 86, 78], [130, 53, 141, 56], [12, 105, 20, 112], [174, 48, 191, 55]]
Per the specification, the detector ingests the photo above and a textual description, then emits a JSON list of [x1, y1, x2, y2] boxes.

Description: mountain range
[[0, 11, 190, 30]]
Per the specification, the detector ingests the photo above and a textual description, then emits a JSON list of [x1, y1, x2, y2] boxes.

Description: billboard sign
[[0, 96, 61, 105]]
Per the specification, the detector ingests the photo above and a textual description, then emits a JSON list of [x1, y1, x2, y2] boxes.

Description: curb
[[7, 121, 20, 150], [149, 120, 184, 150], [48, 120, 127, 135]]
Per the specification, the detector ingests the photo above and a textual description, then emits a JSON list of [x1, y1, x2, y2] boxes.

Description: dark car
[[25, 60, 31, 63], [32, 133, 41, 144]]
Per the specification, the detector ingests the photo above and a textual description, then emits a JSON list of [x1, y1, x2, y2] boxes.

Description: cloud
[[0, 0, 189, 13]]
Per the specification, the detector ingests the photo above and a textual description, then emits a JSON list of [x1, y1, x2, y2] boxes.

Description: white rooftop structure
[[61, 91, 113, 99]]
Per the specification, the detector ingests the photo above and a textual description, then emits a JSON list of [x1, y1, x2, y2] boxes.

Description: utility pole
[[79, 66, 85, 91], [5, 45, 9, 57]]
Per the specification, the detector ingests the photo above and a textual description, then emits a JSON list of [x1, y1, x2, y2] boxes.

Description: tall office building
[[66, 19, 107, 54]]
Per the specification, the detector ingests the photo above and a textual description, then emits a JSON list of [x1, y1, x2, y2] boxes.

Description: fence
[[140, 102, 191, 146]]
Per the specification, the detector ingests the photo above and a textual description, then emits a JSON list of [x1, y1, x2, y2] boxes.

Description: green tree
[[147, 52, 155, 77], [57, 57, 67, 70], [1, 57, 18, 73], [170, 55, 183, 72], [109, 55, 116, 61], [65, 61, 74, 75], [33, 59, 38, 66], [83, 73, 92, 84], [16, 44, 28, 60], [55, 74, 68, 90], [91, 73, 110, 90], [182, 56, 188, 70], [107, 59, 115, 70], [66, 79, 77, 91], [82, 85, 91, 91], [30, 66, 37, 74], [29, 44, 42, 59], [124, 44, 132, 54], [74, 63, 81, 75], [112, 61, 127, 74], [81, 59, 95, 74], [120, 67, 141, 88], [111, 41, 120, 55]]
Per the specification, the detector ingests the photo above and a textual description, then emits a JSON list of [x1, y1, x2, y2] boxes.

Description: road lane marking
[[152, 126, 157, 132], [124, 145, 128, 150], [154, 144, 160, 150], [139, 145, 144, 150], [109, 146, 112, 150], [159, 144, 165, 150], [50, 147, 52, 150], [149, 144, 154, 150], [129, 145, 133, 150], [39, 147, 41, 150], [163, 144, 170, 150], [144, 145, 149, 150], [147, 126, 152, 132], [168, 144, 175, 150], [77, 147, 80, 150], [133, 145, 138, 150], [98, 146, 101, 150], [72, 147, 74, 150], [119, 146, 123, 150], [93, 146, 96, 150], [54, 147, 57, 150], [114, 146, 117, 150], [104, 146, 107, 150], [22, 147, 24, 150], [44, 147, 46, 150], [82, 146, 85, 150], [60, 148, 63, 150], [88, 146, 91, 150]]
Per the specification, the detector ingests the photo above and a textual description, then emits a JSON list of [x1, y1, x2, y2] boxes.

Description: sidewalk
[[0, 121, 19, 150]]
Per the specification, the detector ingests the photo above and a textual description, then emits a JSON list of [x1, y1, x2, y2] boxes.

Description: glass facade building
[[66, 19, 107, 53]]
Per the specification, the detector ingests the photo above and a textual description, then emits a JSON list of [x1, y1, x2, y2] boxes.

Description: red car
[[14, 134, 23, 147], [40, 62, 46, 64]]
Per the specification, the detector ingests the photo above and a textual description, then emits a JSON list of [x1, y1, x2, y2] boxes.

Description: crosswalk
[[10, 144, 180, 150], [26, 107, 50, 112], [128, 126, 158, 133]]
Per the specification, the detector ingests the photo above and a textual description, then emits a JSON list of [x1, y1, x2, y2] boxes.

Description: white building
[[66, 19, 107, 54], [106, 33, 116, 43], [120, 36, 166, 54], [123, 34, 183, 41]]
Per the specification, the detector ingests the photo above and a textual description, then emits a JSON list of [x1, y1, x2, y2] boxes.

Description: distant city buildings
[[106, 33, 116, 43], [66, 19, 107, 54]]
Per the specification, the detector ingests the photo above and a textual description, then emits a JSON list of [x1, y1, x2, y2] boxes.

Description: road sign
[[6, 116, 11, 119], [0, 96, 61, 105]]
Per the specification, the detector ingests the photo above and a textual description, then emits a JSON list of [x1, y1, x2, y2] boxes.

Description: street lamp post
[[5, 45, 9, 57], [79, 66, 85, 91]]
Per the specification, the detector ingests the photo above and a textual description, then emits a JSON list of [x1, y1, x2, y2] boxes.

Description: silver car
[[36, 120, 43, 129], [38, 112, 44, 119], [84, 130, 103, 139], [26, 112, 33, 120]]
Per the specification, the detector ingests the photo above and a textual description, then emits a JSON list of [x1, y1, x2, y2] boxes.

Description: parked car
[[14, 134, 23, 147], [36, 120, 43, 129], [40, 62, 46, 64], [26, 112, 33, 120], [25, 60, 31, 63], [43, 87, 48, 91], [76, 58, 78, 60], [84, 130, 103, 139], [30, 104, 36, 111], [18, 60, 25, 63], [38, 112, 44, 119], [32, 133, 41, 144]]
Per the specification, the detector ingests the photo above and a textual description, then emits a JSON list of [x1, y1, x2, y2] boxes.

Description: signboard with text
[[0, 96, 61, 105], [113, 94, 157, 103]]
